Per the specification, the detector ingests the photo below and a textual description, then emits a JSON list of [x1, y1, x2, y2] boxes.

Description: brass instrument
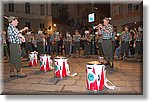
[[93, 23, 103, 29]]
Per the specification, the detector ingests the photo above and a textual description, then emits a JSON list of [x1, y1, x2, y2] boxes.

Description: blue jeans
[[115, 46, 121, 58]]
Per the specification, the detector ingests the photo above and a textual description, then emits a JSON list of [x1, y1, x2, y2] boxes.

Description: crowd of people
[[1, 23, 143, 62], [0, 16, 143, 78]]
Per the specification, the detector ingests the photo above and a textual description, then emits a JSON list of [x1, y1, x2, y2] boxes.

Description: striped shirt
[[101, 24, 113, 40], [7, 24, 22, 44]]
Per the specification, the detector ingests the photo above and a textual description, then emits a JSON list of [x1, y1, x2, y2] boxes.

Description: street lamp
[[53, 24, 56, 27]]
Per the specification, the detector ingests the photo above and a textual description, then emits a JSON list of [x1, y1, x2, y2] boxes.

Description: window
[[40, 23, 45, 29], [113, 6, 119, 16], [128, 4, 133, 12], [25, 2, 30, 14], [133, 5, 139, 11], [8, 2, 14, 12], [40, 4, 45, 15], [25, 22, 30, 29], [119, 5, 124, 14]]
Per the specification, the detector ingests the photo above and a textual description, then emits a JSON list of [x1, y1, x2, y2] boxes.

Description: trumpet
[[93, 23, 103, 29]]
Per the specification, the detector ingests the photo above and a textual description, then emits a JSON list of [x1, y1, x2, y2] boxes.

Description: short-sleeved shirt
[[121, 31, 130, 42], [73, 34, 81, 42], [101, 24, 113, 40], [7, 24, 22, 44], [65, 36, 72, 43]]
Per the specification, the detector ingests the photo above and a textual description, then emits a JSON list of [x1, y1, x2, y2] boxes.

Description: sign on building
[[88, 13, 95, 23]]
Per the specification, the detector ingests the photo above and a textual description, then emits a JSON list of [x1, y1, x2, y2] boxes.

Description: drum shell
[[54, 57, 69, 78], [40, 55, 52, 71], [86, 61, 105, 91], [29, 52, 38, 67]]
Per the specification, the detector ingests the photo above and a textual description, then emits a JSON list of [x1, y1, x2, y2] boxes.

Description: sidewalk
[[1, 56, 143, 95]]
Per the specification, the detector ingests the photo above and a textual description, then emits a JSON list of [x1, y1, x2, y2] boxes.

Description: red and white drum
[[28, 51, 38, 67], [86, 61, 105, 91], [40, 54, 52, 72], [54, 57, 69, 78]]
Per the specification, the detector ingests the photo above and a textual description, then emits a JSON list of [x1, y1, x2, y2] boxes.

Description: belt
[[103, 39, 111, 40]]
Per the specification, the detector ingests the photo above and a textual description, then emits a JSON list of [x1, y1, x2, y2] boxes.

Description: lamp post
[[88, 2, 97, 55]]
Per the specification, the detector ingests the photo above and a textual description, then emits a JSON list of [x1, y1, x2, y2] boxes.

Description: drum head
[[55, 56, 67, 59], [87, 61, 101, 65]]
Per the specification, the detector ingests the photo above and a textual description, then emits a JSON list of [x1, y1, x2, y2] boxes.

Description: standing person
[[1, 31, 10, 59], [54, 32, 60, 56], [73, 30, 81, 57], [96, 30, 103, 57], [49, 32, 55, 56], [46, 34, 51, 55], [134, 26, 143, 60], [114, 36, 121, 60], [42, 34, 46, 53], [98, 17, 114, 69], [32, 33, 37, 51], [112, 31, 116, 54], [58, 33, 63, 55], [24, 32, 33, 58], [120, 26, 131, 60], [64, 32, 72, 57], [36, 33, 44, 58], [84, 31, 92, 58], [7, 16, 28, 77]]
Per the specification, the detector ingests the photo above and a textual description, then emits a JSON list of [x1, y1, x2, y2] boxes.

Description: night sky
[[95, 4, 110, 17]]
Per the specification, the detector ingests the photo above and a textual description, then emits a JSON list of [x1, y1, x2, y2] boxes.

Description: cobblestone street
[[1, 56, 143, 95]]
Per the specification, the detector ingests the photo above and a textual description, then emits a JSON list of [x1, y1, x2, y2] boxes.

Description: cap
[[103, 17, 111, 21], [8, 16, 18, 23]]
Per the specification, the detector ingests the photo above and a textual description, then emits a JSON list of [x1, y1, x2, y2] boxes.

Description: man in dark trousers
[[98, 17, 115, 71], [7, 16, 28, 78], [120, 26, 131, 60]]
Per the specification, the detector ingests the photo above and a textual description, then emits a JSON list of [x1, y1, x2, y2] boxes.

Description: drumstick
[[68, 73, 78, 77]]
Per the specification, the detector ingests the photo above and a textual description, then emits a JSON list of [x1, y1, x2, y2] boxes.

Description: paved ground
[[1, 55, 143, 95]]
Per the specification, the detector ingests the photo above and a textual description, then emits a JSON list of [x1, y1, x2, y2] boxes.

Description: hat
[[8, 16, 18, 23], [103, 17, 111, 21]]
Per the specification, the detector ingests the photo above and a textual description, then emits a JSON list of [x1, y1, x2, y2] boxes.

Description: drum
[[28, 51, 38, 67], [54, 57, 69, 78], [40, 54, 52, 72], [86, 61, 105, 91]]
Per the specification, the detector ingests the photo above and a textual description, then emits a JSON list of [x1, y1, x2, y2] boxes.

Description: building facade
[[3, 1, 52, 34], [110, 1, 143, 32], [3, 2, 106, 35], [51, 3, 105, 34]]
